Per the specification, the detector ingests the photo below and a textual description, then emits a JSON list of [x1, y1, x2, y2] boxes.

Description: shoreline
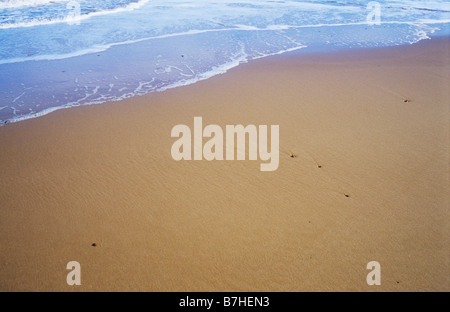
[[1, 35, 449, 127], [0, 37, 448, 292]]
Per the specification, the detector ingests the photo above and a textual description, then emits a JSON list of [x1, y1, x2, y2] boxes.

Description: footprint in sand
[[288, 152, 297, 159]]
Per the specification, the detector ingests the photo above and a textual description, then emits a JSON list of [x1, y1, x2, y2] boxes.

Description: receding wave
[[0, 0, 69, 10], [0, 19, 447, 66], [0, 0, 149, 29]]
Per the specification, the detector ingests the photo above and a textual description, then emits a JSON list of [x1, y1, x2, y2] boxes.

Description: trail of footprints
[[285, 97, 415, 199], [287, 151, 351, 199]]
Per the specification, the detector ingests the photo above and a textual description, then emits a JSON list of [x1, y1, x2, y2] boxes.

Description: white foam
[[134, 78, 155, 93], [0, 0, 69, 10], [0, 45, 110, 65], [12, 91, 25, 103], [0, 0, 150, 29], [410, 23, 438, 43], [155, 42, 305, 92], [387, 0, 450, 12]]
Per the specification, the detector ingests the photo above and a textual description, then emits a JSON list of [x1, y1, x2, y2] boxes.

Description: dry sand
[[0, 38, 448, 292]]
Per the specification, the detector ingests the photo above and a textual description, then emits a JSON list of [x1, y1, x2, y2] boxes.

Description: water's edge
[[1, 32, 449, 128]]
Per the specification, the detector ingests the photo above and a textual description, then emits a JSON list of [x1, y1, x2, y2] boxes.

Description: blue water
[[0, 0, 449, 124]]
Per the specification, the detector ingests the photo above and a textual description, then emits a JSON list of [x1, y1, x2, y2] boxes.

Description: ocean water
[[0, 0, 449, 124]]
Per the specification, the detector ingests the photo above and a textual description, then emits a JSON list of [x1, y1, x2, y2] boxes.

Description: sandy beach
[[0, 38, 448, 292]]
